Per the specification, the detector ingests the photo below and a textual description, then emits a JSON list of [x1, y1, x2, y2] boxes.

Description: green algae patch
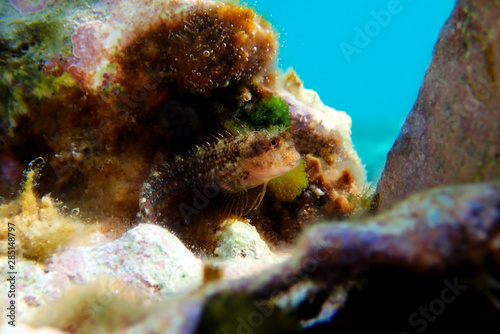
[[247, 95, 291, 128], [230, 95, 291, 130], [0, 159, 87, 261], [217, 93, 291, 134], [268, 160, 308, 202]]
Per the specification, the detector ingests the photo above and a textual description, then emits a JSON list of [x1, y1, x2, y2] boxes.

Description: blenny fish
[[139, 128, 301, 227]]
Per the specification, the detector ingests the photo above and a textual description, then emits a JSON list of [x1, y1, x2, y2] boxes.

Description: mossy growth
[[0, 158, 87, 261], [233, 95, 291, 130], [196, 292, 302, 334], [32, 278, 152, 333], [346, 182, 378, 216], [268, 160, 308, 202], [248, 95, 290, 128], [347, 167, 383, 215]]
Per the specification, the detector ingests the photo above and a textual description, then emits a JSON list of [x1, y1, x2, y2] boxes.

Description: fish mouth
[[273, 153, 302, 177], [290, 154, 301, 169], [241, 148, 302, 185], [289, 150, 301, 168]]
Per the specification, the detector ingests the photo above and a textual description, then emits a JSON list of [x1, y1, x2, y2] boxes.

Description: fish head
[[239, 129, 301, 188]]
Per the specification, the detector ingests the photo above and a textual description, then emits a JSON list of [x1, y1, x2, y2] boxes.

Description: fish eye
[[271, 138, 280, 148]]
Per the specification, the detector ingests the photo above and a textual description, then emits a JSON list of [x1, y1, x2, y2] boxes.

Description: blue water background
[[251, 0, 456, 182]]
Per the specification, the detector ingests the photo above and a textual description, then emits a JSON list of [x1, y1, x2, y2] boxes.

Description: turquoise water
[[253, 0, 456, 181]]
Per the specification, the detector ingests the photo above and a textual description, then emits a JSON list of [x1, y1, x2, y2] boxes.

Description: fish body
[[139, 128, 301, 222]]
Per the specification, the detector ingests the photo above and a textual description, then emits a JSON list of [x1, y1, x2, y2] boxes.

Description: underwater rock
[[8, 0, 51, 14], [123, 182, 500, 333], [31, 277, 153, 333], [0, 323, 65, 334], [0, 0, 278, 222], [48, 224, 203, 296], [280, 70, 365, 191], [211, 220, 289, 280], [215, 70, 367, 250], [273, 281, 347, 329], [1, 0, 366, 252], [254, 69, 366, 230], [377, 0, 500, 210], [0, 258, 71, 323], [210, 255, 290, 281], [294, 182, 500, 273], [214, 220, 271, 260], [68, 0, 276, 94]]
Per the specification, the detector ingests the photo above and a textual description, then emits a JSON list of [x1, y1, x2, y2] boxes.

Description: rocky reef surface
[[0, 0, 365, 249], [377, 0, 500, 210], [1, 0, 500, 333]]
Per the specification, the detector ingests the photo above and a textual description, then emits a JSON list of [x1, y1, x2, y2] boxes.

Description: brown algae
[[0, 159, 87, 261]]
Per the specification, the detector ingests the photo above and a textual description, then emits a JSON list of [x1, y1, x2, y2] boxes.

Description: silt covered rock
[[47, 224, 203, 296], [214, 220, 271, 260]]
